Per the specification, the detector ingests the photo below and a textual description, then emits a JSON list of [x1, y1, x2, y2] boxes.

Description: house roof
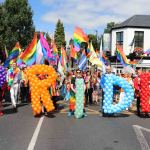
[[112, 15, 150, 29]]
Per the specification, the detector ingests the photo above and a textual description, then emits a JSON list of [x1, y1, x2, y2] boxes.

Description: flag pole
[[134, 55, 144, 69]]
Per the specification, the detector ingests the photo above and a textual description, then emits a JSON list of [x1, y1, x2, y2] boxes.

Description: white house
[[111, 15, 150, 56], [110, 15, 150, 73]]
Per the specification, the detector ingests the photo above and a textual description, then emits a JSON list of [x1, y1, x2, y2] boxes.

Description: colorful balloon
[[75, 78, 84, 119], [140, 73, 150, 113], [26, 64, 57, 116], [103, 74, 134, 113], [0, 66, 6, 87]]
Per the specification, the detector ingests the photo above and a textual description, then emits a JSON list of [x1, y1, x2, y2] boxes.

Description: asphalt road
[[0, 102, 149, 150]]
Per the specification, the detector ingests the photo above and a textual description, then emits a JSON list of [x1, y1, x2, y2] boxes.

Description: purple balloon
[[0, 66, 6, 87]]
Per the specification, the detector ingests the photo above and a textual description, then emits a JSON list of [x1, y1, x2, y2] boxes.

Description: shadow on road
[[3, 108, 17, 115], [103, 113, 130, 118]]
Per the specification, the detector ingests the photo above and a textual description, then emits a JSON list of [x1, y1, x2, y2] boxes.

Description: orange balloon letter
[[26, 65, 57, 116]]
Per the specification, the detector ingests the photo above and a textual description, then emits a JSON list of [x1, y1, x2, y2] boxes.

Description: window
[[116, 32, 123, 46], [134, 31, 144, 48]]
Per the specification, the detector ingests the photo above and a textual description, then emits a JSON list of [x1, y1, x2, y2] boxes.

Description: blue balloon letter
[[103, 74, 134, 113]]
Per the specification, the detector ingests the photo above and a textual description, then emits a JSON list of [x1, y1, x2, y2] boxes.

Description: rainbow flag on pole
[[19, 33, 37, 66], [73, 27, 89, 52], [70, 45, 77, 60], [116, 44, 131, 66], [4, 42, 21, 67]]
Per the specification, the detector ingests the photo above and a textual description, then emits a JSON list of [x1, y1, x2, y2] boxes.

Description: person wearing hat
[[133, 68, 142, 116]]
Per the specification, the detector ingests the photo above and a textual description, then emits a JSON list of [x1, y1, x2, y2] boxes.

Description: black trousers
[[0, 88, 3, 111], [51, 96, 63, 110], [21, 87, 29, 102], [85, 88, 93, 105], [101, 90, 104, 113], [136, 97, 141, 116]]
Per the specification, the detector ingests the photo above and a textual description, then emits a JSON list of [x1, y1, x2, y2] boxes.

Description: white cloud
[[40, 0, 150, 42]]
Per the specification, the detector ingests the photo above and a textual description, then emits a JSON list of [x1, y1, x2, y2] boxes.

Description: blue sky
[[2, 0, 150, 44]]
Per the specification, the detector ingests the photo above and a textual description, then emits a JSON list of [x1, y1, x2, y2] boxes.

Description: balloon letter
[[75, 78, 84, 119], [26, 65, 57, 115], [140, 73, 150, 113], [103, 74, 134, 113]]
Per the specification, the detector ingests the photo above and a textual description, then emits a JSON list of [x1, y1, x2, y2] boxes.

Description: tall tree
[[104, 22, 119, 33], [54, 19, 66, 55], [88, 34, 100, 50], [0, 0, 35, 51]]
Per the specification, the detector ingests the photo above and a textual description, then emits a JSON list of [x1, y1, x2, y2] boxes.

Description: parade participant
[[20, 65, 29, 103], [6, 62, 21, 111], [92, 73, 98, 104], [0, 88, 3, 116], [0, 60, 6, 116], [119, 73, 127, 103], [133, 68, 142, 116], [51, 73, 64, 112], [66, 72, 76, 116], [85, 71, 93, 106]]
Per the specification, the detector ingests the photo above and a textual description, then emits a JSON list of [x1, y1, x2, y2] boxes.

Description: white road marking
[[133, 125, 150, 150], [27, 116, 44, 150]]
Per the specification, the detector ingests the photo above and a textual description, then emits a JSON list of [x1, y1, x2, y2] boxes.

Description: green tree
[[0, 0, 35, 51], [54, 19, 66, 55], [104, 22, 119, 33], [88, 34, 100, 50], [46, 32, 51, 46]]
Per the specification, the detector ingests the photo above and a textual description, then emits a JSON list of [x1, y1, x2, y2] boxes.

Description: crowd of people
[[0, 60, 149, 117]]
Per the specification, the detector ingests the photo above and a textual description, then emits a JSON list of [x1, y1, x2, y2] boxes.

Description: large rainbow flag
[[4, 42, 21, 67], [73, 27, 89, 52], [116, 45, 131, 66], [19, 33, 37, 66]]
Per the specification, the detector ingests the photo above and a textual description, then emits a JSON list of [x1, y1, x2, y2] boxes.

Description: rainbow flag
[[101, 52, 109, 65], [20, 33, 37, 66], [70, 45, 77, 60], [116, 45, 130, 66], [60, 46, 67, 72], [7, 68, 20, 86], [73, 27, 89, 52], [4, 42, 21, 67], [51, 41, 59, 65]]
